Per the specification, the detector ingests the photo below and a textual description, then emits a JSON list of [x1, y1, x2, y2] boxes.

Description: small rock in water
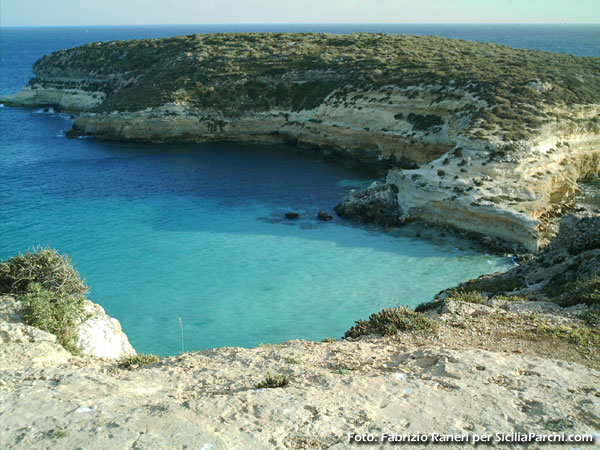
[[285, 212, 300, 219], [317, 211, 333, 221]]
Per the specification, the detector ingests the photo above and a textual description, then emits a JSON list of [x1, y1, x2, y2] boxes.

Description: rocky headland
[[2, 32, 599, 251]]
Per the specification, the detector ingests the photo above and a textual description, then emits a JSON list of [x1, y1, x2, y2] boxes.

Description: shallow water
[[14, 24, 600, 354], [0, 106, 515, 354]]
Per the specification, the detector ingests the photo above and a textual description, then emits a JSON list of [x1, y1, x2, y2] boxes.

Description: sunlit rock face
[[77, 300, 136, 359]]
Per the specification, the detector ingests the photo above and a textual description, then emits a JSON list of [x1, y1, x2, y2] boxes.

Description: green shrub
[[255, 372, 290, 389], [457, 274, 522, 296], [543, 418, 574, 432], [119, 353, 160, 369], [493, 294, 532, 302], [414, 299, 446, 313], [559, 276, 600, 307], [345, 306, 436, 338], [21, 283, 88, 354], [48, 429, 69, 439], [581, 309, 600, 328], [0, 247, 88, 296], [535, 323, 600, 346], [407, 113, 444, 131], [447, 290, 489, 304]]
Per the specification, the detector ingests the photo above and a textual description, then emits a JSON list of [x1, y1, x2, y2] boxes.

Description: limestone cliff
[[0, 294, 136, 360], [2, 33, 599, 250]]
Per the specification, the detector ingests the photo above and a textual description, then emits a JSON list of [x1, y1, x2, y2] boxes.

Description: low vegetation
[[345, 306, 437, 338], [21, 283, 88, 354], [558, 276, 599, 307], [543, 418, 574, 432], [446, 290, 488, 304], [119, 353, 161, 369], [30, 32, 600, 141], [581, 309, 600, 328], [449, 274, 522, 297], [534, 323, 599, 347], [1, 248, 91, 355], [255, 372, 290, 389], [48, 429, 69, 439]]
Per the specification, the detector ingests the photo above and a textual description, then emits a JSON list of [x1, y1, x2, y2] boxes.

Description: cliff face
[[2, 33, 599, 250], [386, 113, 600, 251]]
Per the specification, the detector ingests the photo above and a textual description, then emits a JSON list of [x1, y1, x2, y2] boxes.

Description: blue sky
[[1, 0, 599, 27]]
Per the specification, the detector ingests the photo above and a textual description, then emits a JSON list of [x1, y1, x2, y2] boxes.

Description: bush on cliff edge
[[559, 276, 600, 307], [345, 306, 436, 338], [21, 283, 88, 354], [0, 247, 89, 296], [1, 248, 90, 354]]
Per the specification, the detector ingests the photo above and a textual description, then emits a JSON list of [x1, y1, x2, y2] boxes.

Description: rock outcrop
[[386, 121, 600, 252], [2, 32, 599, 251], [334, 182, 403, 227], [0, 295, 135, 360], [77, 300, 136, 358], [431, 214, 599, 301]]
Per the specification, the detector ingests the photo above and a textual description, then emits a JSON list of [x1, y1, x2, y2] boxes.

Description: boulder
[[334, 182, 404, 227], [317, 211, 333, 221], [77, 300, 136, 359]]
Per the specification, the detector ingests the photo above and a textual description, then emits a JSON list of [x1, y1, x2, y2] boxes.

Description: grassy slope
[[31, 33, 600, 141]]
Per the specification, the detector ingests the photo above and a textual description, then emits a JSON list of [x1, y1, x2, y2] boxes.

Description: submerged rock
[[284, 212, 300, 219], [316, 211, 333, 221]]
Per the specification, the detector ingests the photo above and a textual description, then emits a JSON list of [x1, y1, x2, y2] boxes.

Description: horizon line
[[2, 22, 600, 28]]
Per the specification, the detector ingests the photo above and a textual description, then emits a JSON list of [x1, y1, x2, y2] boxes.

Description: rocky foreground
[[1, 295, 598, 450], [2, 33, 599, 251], [1, 216, 599, 449]]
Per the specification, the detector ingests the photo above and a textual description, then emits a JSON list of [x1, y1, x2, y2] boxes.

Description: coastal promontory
[[2, 33, 599, 250]]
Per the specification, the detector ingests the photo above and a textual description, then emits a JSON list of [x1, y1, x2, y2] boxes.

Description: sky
[[1, 0, 599, 27]]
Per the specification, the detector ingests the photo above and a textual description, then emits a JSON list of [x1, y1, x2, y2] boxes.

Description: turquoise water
[[1, 107, 514, 355], [14, 24, 600, 355]]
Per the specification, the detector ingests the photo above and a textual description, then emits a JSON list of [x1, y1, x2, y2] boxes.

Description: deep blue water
[[2, 24, 596, 355]]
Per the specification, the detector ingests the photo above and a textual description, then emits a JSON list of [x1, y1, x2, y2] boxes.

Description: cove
[[0, 107, 514, 355]]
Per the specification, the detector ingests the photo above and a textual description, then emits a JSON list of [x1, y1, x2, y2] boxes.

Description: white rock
[[77, 300, 136, 359]]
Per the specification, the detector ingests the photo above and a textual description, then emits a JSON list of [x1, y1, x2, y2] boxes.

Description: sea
[[1, 24, 598, 355]]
